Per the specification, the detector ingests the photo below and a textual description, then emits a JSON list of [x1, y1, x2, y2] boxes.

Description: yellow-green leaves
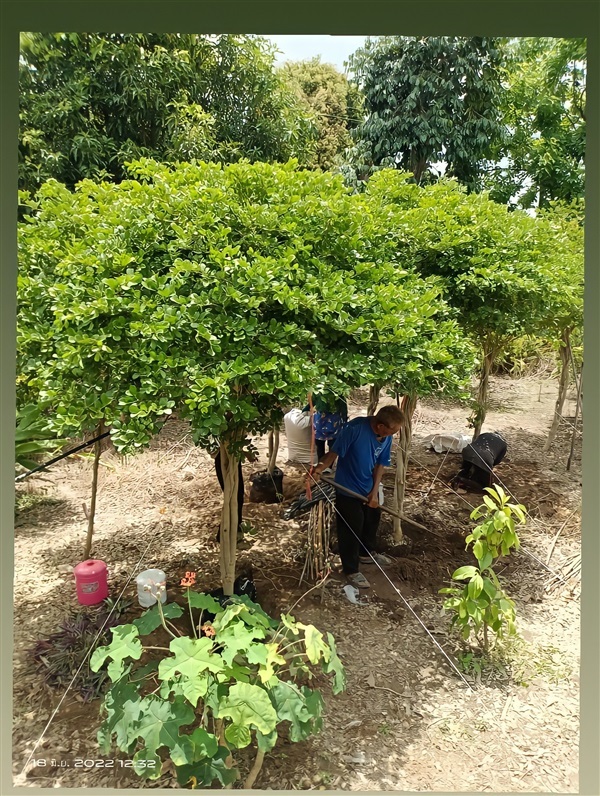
[[92, 592, 345, 787]]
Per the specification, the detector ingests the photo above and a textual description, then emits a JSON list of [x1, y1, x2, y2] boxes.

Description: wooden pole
[[83, 420, 105, 560], [566, 362, 583, 472], [320, 475, 445, 540]]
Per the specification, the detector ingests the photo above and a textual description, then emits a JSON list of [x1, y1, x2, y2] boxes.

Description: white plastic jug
[[136, 568, 167, 608]]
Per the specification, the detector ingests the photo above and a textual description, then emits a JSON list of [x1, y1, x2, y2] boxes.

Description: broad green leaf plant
[[15, 403, 64, 471], [90, 585, 345, 789], [440, 485, 526, 651]]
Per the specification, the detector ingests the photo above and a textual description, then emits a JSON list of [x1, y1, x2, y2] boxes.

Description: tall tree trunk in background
[[392, 393, 418, 543], [267, 426, 279, 475], [83, 419, 105, 560], [544, 327, 572, 452], [472, 348, 496, 441], [367, 384, 381, 416], [219, 438, 241, 596], [410, 151, 428, 184]]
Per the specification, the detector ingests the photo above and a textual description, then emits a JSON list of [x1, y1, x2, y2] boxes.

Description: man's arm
[[310, 450, 338, 482], [366, 463, 386, 507]]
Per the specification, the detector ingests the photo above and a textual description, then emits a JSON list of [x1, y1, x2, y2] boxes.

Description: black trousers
[[316, 438, 335, 460], [214, 452, 244, 531], [335, 493, 381, 575]]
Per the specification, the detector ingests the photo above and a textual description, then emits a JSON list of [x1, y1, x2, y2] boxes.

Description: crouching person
[[454, 431, 507, 490]]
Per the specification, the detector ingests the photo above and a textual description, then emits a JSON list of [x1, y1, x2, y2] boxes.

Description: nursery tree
[[17, 179, 179, 556], [536, 201, 584, 450], [355, 177, 476, 538], [367, 171, 572, 438], [18, 158, 473, 591]]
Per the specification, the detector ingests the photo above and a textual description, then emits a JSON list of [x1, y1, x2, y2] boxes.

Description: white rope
[[21, 521, 166, 775], [299, 464, 476, 693]]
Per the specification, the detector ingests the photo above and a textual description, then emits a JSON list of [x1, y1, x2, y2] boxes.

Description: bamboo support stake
[[83, 420, 105, 560]]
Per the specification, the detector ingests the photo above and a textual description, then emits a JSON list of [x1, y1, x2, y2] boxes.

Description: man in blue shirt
[[311, 405, 404, 589]]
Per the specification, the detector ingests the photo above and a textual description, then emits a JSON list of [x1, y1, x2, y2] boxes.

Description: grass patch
[[14, 490, 63, 515], [456, 635, 573, 686]]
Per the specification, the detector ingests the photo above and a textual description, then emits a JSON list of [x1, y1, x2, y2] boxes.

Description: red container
[[74, 559, 108, 605]]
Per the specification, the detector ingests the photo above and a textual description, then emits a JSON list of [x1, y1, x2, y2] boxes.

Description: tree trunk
[[392, 394, 418, 543], [267, 426, 279, 475], [566, 361, 583, 472], [544, 328, 572, 452], [219, 438, 241, 596], [83, 420, 105, 560], [244, 748, 265, 789], [410, 151, 428, 184], [472, 349, 495, 441], [367, 384, 381, 416]]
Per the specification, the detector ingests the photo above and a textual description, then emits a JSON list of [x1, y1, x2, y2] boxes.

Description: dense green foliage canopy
[[19, 33, 315, 194], [365, 170, 583, 350], [484, 37, 586, 210], [343, 36, 505, 191], [17, 160, 474, 455]]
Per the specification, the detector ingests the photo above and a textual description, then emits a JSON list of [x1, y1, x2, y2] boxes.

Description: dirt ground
[[12, 374, 582, 792]]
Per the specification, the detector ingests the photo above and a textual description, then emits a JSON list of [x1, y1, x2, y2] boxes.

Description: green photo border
[[1, 2, 598, 795]]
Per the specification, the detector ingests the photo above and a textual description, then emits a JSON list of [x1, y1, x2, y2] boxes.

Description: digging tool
[[319, 475, 446, 540]]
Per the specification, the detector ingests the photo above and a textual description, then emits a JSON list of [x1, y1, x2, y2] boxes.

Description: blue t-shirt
[[331, 416, 392, 497]]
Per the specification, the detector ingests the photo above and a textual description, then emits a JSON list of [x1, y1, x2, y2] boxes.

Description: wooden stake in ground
[[566, 361, 583, 472], [83, 419, 105, 560], [544, 327, 572, 452]]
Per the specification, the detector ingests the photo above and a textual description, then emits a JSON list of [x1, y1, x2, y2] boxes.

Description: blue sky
[[265, 35, 368, 72]]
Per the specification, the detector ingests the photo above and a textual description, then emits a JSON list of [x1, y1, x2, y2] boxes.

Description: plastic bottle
[[136, 569, 167, 608], [74, 559, 108, 606]]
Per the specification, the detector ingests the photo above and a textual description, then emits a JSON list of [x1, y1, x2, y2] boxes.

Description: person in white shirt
[[284, 406, 318, 466]]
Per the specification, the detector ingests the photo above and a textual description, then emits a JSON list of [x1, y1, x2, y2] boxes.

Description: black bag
[[248, 468, 284, 504]]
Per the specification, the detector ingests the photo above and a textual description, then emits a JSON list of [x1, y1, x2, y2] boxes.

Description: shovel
[[319, 474, 445, 540]]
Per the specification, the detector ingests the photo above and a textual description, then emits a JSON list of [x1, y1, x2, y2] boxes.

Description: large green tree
[[342, 36, 505, 190], [18, 159, 473, 591], [19, 33, 315, 194], [278, 57, 363, 170], [484, 37, 586, 210]]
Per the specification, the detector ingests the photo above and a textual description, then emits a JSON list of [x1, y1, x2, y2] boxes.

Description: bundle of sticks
[[300, 497, 334, 585], [546, 551, 581, 595]]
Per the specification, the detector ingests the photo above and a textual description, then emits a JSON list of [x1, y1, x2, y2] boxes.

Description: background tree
[[278, 57, 363, 170], [536, 200, 584, 450], [483, 37, 586, 210], [343, 36, 506, 190], [19, 33, 315, 194]]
